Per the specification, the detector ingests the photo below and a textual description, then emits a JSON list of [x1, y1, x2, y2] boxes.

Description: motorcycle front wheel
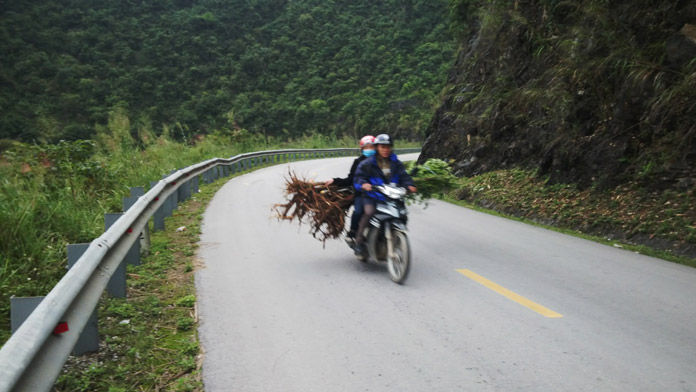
[[387, 230, 410, 284]]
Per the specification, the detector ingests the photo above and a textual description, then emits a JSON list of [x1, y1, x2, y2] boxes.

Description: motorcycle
[[351, 184, 411, 284]]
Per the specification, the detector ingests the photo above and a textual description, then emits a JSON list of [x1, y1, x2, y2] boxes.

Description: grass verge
[[445, 168, 696, 267], [54, 172, 231, 391]]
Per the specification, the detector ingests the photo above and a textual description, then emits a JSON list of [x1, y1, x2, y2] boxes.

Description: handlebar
[[374, 184, 408, 199]]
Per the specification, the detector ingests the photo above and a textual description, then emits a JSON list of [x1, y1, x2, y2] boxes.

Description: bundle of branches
[[274, 171, 354, 244], [406, 158, 458, 205]]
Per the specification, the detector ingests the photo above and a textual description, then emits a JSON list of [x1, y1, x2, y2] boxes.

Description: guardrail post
[[177, 179, 190, 203], [10, 296, 45, 334], [162, 174, 176, 216], [168, 170, 179, 210], [66, 244, 100, 355], [169, 186, 179, 213], [114, 207, 141, 267], [104, 213, 128, 298], [129, 187, 151, 253], [150, 181, 166, 231], [192, 175, 199, 193], [186, 178, 193, 199], [130, 187, 144, 197], [124, 196, 149, 256], [104, 213, 140, 280]]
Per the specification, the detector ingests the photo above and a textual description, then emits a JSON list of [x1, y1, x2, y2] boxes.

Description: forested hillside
[[0, 0, 455, 143], [420, 0, 696, 190]]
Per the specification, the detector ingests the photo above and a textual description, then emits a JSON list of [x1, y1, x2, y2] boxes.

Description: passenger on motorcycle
[[353, 134, 417, 254], [324, 135, 376, 244]]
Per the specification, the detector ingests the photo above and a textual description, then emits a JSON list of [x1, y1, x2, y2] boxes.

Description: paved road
[[196, 155, 696, 391]]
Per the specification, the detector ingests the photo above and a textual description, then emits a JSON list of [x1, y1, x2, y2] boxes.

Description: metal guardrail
[[0, 147, 420, 392]]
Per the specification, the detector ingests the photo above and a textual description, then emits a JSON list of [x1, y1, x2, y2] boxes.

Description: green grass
[[0, 118, 357, 344], [53, 140, 360, 390], [54, 156, 258, 391]]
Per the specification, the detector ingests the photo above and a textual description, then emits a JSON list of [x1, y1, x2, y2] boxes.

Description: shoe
[[360, 243, 368, 256], [345, 231, 356, 247], [354, 242, 367, 257], [354, 234, 367, 255]]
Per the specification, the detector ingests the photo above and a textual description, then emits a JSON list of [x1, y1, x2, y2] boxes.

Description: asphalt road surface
[[196, 154, 696, 391]]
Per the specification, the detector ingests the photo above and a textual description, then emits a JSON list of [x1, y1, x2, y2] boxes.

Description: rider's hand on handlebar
[[408, 186, 417, 193], [324, 178, 334, 186], [362, 183, 372, 191]]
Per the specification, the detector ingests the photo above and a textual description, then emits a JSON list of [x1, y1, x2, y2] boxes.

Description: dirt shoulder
[[447, 168, 696, 267]]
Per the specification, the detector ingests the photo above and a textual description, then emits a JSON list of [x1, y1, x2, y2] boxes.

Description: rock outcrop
[[420, 1, 696, 190]]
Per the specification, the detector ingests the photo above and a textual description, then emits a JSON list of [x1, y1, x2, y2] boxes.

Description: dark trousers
[[356, 197, 376, 244], [349, 196, 365, 234]]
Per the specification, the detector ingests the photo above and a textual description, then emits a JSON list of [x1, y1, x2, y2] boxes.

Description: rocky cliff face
[[420, 0, 696, 190]]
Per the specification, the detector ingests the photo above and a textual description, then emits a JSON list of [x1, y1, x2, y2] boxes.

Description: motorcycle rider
[[353, 134, 417, 255], [324, 135, 376, 244]]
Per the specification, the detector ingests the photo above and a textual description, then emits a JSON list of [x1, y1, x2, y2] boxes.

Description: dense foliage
[[1, 0, 456, 142], [406, 158, 458, 204]]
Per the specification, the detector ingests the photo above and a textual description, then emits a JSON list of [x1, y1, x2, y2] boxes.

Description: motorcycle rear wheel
[[387, 230, 410, 284]]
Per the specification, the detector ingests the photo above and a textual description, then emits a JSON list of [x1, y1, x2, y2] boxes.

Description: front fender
[[390, 220, 408, 232]]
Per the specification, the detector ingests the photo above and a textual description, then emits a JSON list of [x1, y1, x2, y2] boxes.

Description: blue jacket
[[354, 153, 414, 201]]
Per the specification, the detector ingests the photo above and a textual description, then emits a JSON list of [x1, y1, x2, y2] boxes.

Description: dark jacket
[[354, 153, 414, 200], [332, 154, 368, 187]]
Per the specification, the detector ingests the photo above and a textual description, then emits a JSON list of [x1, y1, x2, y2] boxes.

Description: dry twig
[[274, 171, 354, 244]]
